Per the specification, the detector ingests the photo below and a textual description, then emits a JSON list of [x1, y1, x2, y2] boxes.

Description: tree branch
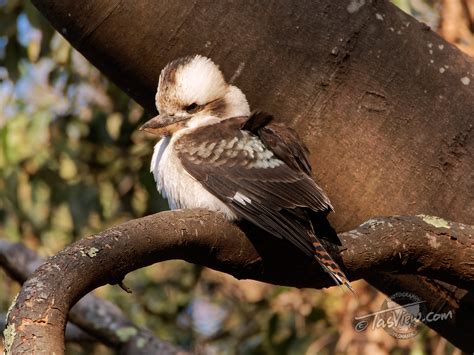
[[4, 211, 473, 353], [0, 241, 187, 354]]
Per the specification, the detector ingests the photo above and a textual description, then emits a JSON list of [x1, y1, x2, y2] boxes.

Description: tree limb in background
[[0, 241, 187, 355], [4, 211, 473, 353]]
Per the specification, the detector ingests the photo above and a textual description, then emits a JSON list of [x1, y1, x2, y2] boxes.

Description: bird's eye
[[185, 103, 201, 114]]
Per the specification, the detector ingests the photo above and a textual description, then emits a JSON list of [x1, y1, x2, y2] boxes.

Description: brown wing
[[243, 111, 312, 174], [243, 112, 340, 246], [175, 115, 333, 256]]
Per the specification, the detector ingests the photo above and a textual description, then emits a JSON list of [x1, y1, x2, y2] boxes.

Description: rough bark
[[0, 313, 97, 345], [4, 212, 474, 353], [31, 0, 473, 231], [0, 241, 186, 354]]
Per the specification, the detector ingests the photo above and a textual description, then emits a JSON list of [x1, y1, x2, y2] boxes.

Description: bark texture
[[4, 212, 474, 353]]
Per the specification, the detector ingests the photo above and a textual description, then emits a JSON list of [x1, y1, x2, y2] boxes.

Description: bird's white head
[[140, 55, 250, 137]]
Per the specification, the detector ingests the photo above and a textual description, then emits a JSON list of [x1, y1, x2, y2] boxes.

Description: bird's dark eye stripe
[[185, 103, 200, 113]]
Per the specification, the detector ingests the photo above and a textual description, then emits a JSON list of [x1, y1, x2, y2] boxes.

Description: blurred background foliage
[[0, 0, 471, 354]]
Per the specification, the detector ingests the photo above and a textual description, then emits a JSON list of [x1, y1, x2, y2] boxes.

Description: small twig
[[117, 280, 133, 294]]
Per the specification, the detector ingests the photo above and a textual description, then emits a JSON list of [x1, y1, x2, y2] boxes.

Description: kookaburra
[[140, 55, 351, 290]]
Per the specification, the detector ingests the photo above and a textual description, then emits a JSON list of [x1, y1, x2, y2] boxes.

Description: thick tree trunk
[[32, 0, 473, 231]]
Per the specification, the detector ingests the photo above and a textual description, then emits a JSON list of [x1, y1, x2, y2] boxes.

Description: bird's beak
[[139, 114, 189, 137]]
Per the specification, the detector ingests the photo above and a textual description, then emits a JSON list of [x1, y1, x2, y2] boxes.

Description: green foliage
[[391, 0, 440, 28]]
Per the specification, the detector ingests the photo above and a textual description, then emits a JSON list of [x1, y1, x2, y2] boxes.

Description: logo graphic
[[354, 292, 453, 339]]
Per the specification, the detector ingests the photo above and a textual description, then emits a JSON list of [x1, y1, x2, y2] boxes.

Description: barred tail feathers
[[311, 238, 354, 293]]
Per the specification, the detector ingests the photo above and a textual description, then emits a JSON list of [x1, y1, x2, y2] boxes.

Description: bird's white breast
[[150, 133, 237, 220]]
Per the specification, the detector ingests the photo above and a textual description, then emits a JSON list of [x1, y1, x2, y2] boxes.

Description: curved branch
[[0, 241, 186, 354], [4, 211, 473, 353]]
